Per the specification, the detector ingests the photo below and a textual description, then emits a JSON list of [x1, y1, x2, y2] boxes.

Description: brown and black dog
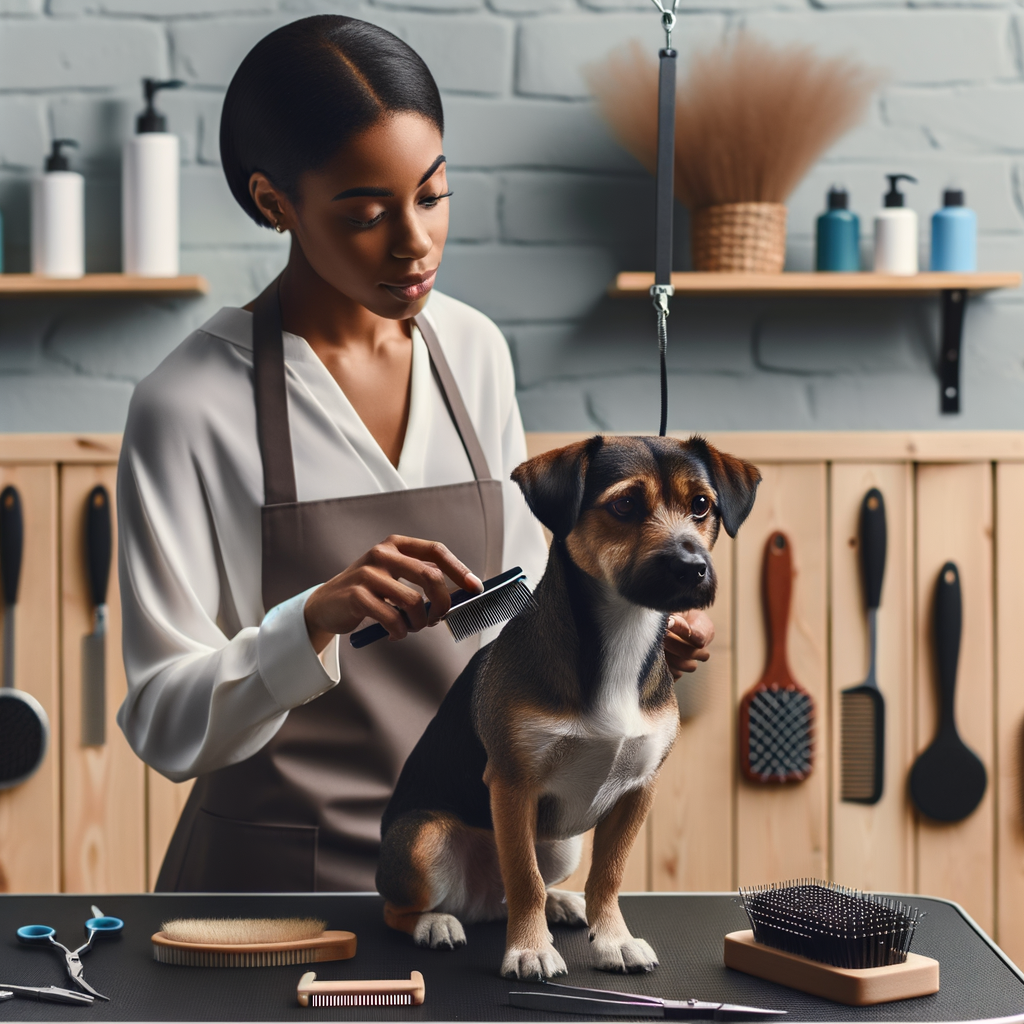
[[376, 435, 761, 979]]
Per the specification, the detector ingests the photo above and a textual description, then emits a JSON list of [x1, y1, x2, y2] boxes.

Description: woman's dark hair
[[221, 16, 444, 227]]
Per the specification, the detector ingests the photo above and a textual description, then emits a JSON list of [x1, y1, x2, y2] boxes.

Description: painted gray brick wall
[[0, 0, 1022, 432]]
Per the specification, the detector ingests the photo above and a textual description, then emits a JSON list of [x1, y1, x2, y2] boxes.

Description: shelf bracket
[[940, 288, 967, 414]]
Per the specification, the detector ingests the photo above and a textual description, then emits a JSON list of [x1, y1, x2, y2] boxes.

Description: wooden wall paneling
[[734, 463, 829, 885], [914, 463, 995, 932], [0, 464, 60, 892], [650, 534, 735, 892], [829, 464, 915, 892], [995, 462, 1024, 964], [146, 771, 194, 891], [60, 464, 145, 893]]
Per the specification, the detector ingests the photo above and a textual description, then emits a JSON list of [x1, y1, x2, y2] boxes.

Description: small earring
[[274, 221, 285, 234]]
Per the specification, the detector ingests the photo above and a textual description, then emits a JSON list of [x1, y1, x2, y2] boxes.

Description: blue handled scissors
[[17, 905, 122, 1001]]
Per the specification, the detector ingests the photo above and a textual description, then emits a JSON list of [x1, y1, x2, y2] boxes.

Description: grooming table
[[0, 893, 1020, 1022]]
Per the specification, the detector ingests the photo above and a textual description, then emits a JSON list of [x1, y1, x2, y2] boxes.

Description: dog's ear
[[511, 436, 603, 539], [685, 436, 761, 538]]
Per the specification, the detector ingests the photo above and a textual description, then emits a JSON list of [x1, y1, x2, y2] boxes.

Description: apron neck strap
[[252, 284, 496, 507], [253, 279, 298, 506], [413, 313, 495, 486]]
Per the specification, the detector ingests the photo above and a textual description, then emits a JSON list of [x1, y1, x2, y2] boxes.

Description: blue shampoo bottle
[[816, 186, 860, 271], [930, 189, 976, 272]]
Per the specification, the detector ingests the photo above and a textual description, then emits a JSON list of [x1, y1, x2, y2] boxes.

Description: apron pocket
[[177, 808, 319, 892]]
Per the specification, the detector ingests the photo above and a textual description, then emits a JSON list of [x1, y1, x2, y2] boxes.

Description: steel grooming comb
[[350, 566, 532, 648]]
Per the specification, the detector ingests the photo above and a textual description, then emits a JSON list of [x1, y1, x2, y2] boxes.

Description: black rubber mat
[[0, 893, 1020, 1021]]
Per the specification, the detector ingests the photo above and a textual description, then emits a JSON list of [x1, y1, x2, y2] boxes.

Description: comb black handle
[[85, 486, 112, 608], [934, 561, 961, 733], [1, 486, 23, 608], [349, 567, 523, 648], [860, 488, 886, 611]]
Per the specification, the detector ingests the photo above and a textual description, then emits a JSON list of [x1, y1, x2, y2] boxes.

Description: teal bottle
[[930, 190, 976, 271], [816, 186, 860, 272]]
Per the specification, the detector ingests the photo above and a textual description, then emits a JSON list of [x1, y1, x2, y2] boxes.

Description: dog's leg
[[585, 782, 660, 973], [489, 778, 568, 979]]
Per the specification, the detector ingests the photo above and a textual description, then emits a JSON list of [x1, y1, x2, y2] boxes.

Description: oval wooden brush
[[151, 918, 356, 967], [738, 532, 815, 783]]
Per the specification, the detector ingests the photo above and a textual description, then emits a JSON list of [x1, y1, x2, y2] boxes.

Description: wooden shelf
[[0, 274, 209, 296], [610, 271, 1021, 297]]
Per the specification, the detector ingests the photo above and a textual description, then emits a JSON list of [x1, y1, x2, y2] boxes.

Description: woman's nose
[[392, 206, 434, 261]]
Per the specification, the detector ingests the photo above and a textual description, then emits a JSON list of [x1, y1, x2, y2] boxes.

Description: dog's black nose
[[670, 551, 708, 586]]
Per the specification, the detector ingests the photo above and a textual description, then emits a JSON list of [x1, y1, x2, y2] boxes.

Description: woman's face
[[252, 112, 450, 319]]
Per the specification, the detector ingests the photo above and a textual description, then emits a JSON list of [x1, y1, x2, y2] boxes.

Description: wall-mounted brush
[[840, 488, 887, 804], [151, 918, 356, 967], [297, 971, 425, 1007], [350, 566, 532, 648], [724, 880, 938, 1005]]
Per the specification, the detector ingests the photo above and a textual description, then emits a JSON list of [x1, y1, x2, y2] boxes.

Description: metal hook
[[648, 0, 679, 48]]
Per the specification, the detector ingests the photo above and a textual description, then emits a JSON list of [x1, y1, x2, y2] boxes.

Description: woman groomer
[[116, 15, 715, 893]]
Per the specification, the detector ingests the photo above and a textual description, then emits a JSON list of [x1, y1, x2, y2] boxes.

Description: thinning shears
[[509, 981, 786, 1021], [17, 905, 123, 1002]]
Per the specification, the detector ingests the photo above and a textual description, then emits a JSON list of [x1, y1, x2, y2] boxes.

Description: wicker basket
[[691, 202, 787, 272]]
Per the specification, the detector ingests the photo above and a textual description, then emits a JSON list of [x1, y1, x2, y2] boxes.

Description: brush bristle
[[159, 917, 325, 945], [841, 691, 879, 801], [309, 994, 413, 1007], [739, 880, 921, 969], [153, 944, 330, 967], [587, 34, 880, 208], [445, 579, 534, 642], [745, 688, 813, 781]]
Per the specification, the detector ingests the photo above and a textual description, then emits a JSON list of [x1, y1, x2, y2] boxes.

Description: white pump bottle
[[32, 139, 84, 279], [123, 78, 183, 277], [873, 174, 919, 276]]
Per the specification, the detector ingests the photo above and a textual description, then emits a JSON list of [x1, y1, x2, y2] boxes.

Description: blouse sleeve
[[115, 375, 339, 783]]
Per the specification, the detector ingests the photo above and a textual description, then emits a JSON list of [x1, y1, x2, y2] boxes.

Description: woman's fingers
[[378, 536, 483, 595]]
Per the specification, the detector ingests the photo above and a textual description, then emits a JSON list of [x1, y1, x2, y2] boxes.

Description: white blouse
[[115, 291, 549, 783]]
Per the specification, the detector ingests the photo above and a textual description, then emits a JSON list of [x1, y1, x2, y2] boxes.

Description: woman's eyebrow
[[418, 155, 445, 186], [331, 157, 444, 201]]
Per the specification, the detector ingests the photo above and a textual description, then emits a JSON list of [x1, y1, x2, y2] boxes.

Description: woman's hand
[[664, 610, 715, 680], [303, 535, 483, 652]]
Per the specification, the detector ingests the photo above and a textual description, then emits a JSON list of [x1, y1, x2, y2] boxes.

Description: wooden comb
[[297, 971, 425, 1007], [738, 531, 815, 783]]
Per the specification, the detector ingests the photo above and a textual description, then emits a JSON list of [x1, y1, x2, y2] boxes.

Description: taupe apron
[[156, 284, 504, 892]]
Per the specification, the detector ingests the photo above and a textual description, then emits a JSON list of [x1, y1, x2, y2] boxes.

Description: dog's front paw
[[501, 943, 568, 980], [545, 889, 588, 927], [591, 934, 659, 973], [412, 913, 467, 950]]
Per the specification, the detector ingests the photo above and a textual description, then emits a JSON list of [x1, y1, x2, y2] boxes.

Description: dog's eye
[[691, 495, 711, 519], [608, 497, 638, 520]]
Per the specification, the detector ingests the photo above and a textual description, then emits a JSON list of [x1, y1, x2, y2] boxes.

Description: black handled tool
[[909, 562, 987, 821], [82, 485, 112, 747], [0, 485, 50, 791], [840, 488, 887, 804]]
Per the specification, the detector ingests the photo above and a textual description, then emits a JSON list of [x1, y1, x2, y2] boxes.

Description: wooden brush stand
[[724, 930, 940, 1006]]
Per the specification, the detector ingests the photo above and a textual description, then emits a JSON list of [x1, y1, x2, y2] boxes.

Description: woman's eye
[[691, 495, 710, 518], [420, 190, 453, 209], [347, 211, 386, 229], [609, 497, 637, 519]]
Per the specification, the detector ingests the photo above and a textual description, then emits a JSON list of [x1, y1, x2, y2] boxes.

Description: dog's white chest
[[522, 604, 678, 840]]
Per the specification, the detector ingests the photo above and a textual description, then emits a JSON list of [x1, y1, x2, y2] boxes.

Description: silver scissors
[[16, 904, 122, 1002]]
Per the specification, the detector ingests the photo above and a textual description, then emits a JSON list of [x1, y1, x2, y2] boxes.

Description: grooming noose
[[649, 0, 679, 436]]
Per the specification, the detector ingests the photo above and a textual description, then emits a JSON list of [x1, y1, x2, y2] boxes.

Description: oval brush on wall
[[151, 918, 356, 967], [738, 532, 815, 783]]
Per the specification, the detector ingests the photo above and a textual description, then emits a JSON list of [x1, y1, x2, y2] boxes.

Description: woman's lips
[[383, 270, 436, 302]]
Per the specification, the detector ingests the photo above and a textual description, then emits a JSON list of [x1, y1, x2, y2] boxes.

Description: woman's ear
[[249, 172, 291, 232], [511, 436, 603, 540]]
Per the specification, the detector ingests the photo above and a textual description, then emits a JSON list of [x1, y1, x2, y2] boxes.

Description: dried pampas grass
[[588, 34, 880, 209]]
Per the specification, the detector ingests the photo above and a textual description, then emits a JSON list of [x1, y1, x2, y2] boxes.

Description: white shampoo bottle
[[123, 78, 183, 277], [873, 173, 919, 275], [32, 139, 84, 278]]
